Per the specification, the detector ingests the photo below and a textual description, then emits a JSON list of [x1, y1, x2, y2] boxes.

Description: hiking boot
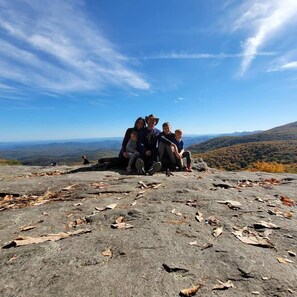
[[135, 158, 145, 175], [148, 161, 162, 175]]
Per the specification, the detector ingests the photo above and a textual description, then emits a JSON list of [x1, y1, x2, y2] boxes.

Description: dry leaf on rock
[[138, 181, 149, 188], [162, 263, 189, 273], [276, 257, 293, 264], [217, 200, 242, 209], [288, 250, 296, 257], [280, 196, 295, 207], [195, 212, 203, 222], [172, 209, 182, 216], [20, 225, 36, 232], [115, 216, 124, 224], [2, 229, 91, 249], [131, 201, 137, 206], [212, 280, 234, 290], [205, 216, 220, 226], [105, 203, 117, 210], [212, 226, 223, 238], [185, 200, 197, 208], [201, 242, 213, 250], [61, 184, 77, 191], [232, 227, 274, 248], [253, 221, 280, 229], [91, 182, 109, 189], [189, 241, 199, 246], [102, 248, 112, 257], [111, 222, 134, 229], [179, 285, 202, 296]]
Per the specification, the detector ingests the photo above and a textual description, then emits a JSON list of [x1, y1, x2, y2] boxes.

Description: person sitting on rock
[[82, 155, 90, 165], [173, 129, 192, 172], [119, 117, 146, 166], [135, 114, 162, 175], [124, 131, 140, 173], [158, 122, 178, 170]]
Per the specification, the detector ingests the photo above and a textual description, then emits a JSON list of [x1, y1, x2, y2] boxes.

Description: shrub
[[249, 161, 285, 173]]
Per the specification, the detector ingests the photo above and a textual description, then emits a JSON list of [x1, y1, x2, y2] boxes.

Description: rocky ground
[[0, 165, 296, 297]]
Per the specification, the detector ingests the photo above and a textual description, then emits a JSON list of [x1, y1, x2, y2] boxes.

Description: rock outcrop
[[0, 165, 296, 296]]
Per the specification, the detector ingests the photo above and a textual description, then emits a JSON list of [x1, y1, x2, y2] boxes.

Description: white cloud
[[0, 0, 149, 93], [233, 0, 297, 76], [268, 60, 297, 72], [144, 51, 275, 59]]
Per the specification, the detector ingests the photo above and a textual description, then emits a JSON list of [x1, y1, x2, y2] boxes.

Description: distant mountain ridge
[[189, 121, 297, 153], [190, 121, 297, 171]]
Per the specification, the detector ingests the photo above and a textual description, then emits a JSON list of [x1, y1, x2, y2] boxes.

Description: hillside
[[0, 165, 296, 296], [189, 121, 297, 153], [194, 140, 297, 171]]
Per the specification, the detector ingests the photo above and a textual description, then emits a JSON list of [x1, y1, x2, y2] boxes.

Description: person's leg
[[126, 153, 133, 172], [135, 157, 145, 175], [129, 152, 140, 169], [158, 142, 166, 161], [165, 144, 176, 165], [182, 151, 192, 171]]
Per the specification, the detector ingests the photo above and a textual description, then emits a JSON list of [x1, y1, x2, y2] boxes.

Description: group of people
[[119, 114, 192, 175]]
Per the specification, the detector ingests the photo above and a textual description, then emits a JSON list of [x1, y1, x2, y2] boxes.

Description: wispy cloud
[[232, 0, 297, 76], [0, 0, 149, 94], [144, 51, 276, 60], [268, 60, 297, 72]]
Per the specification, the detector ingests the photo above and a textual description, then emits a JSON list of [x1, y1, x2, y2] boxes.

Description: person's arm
[[137, 130, 147, 156]]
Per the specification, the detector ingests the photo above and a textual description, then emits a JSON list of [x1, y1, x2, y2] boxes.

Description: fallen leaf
[[288, 250, 296, 257], [73, 203, 82, 207], [172, 209, 182, 216], [212, 226, 223, 238], [201, 242, 213, 250], [138, 181, 148, 188], [188, 241, 198, 246], [253, 221, 280, 229], [251, 292, 260, 295], [91, 182, 109, 189], [195, 212, 203, 222], [205, 216, 220, 226], [20, 225, 36, 232], [280, 196, 295, 207], [185, 200, 197, 207], [102, 248, 112, 257], [115, 216, 124, 224], [233, 227, 274, 248], [111, 222, 134, 229], [2, 229, 91, 248], [105, 203, 117, 210], [180, 285, 202, 296], [277, 257, 289, 264], [212, 280, 234, 290], [61, 184, 77, 191], [162, 263, 189, 273], [217, 200, 242, 209], [131, 201, 137, 206]]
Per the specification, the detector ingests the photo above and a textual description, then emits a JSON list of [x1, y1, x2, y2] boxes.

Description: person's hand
[[123, 152, 129, 158], [145, 150, 152, 157]]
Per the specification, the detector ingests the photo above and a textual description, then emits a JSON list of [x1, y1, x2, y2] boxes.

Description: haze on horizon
[[1, 0, 297, 142]]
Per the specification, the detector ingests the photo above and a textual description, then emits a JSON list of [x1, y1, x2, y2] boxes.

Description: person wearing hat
[[135, 114, 162, 175]]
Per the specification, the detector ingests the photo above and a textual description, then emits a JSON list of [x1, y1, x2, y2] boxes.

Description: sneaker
[[148, 162, 162, 175], [126, 167, 132, 174], [135, 158, 145, 175]]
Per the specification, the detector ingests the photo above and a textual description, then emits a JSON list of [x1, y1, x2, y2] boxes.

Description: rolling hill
[[189, 121, 297, 153], [190, 121, 297, 172]]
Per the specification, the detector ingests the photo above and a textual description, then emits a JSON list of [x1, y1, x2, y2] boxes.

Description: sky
[[0, 0, 297, 142]]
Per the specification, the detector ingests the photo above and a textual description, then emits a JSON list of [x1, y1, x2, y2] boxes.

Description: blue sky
[[0, 0, 297, 141]]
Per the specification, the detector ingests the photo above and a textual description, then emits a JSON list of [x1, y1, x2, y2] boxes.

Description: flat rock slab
[[0, 165, 296, 297]]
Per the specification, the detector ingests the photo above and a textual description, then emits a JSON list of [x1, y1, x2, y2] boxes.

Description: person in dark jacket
[[158, 122, 177, 169], [119, 117, 145, 165], [135, 114, 162, 175]]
